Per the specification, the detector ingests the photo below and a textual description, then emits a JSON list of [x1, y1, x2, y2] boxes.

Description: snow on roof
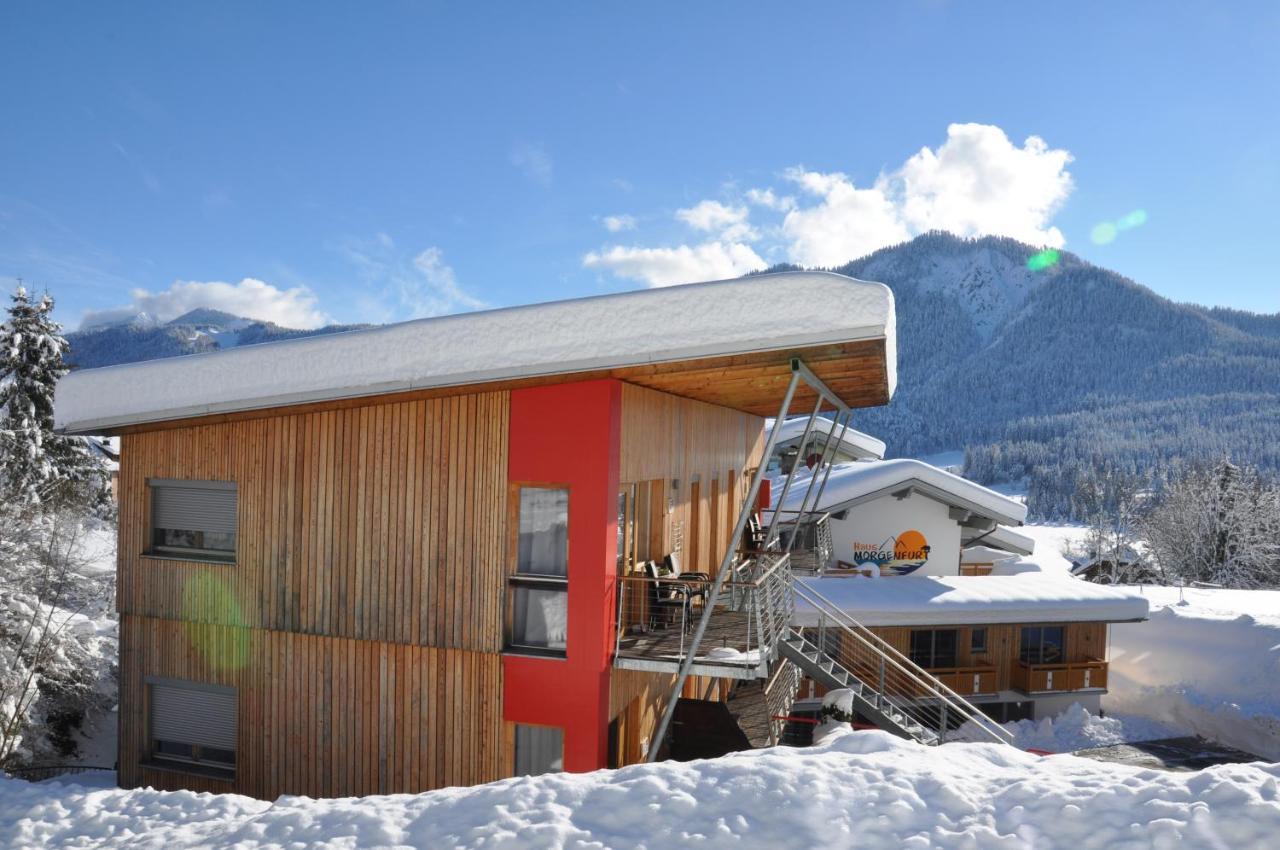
[[55, 271, 896, 434], [959, 545, 1019, 565], [774, 459, 1027, 527], [766, 416, 887, 460], [966, 524, 1036, 556], [795, 574, 1149, 627]]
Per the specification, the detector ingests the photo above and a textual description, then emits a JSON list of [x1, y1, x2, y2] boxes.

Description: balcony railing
[[613, 553, 794, 679], [1012, 658, 1108, 693], [771, 511, 833, 575]]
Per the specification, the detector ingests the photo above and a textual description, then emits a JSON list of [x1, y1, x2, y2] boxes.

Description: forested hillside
[[827, 233, 1280, 517]]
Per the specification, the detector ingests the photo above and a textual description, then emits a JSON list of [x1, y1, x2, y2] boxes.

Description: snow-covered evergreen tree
[[0, 285, 104, 508]]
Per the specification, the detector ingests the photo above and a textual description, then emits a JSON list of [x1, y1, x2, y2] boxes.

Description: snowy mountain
[[827, 233, 1280, 517], [65, 312, 371, 369]]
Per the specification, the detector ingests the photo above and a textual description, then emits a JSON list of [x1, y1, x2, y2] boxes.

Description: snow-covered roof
[[959, 545, 1018, 565], [55, 271, 896, 434], [766, 416, 886, 461], [795, 575, 1149, 627], [965, 525, 1036, 556], [774, 459, 1027, 527]]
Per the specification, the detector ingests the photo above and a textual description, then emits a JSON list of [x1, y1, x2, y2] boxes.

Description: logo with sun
[[851, 530, 932, 575]]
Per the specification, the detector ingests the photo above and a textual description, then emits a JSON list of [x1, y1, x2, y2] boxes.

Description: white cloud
[[602, 214, 637, 232], [341, 236, 487, 322], [675, 200, 757, 241], [582, 123, 1074, 283], [781, 123, 1073, 266], [895, 123, 1073, 246], [781, 168, 912, 267], [745, 188, 795, 212], [582, 241, 765, 287], [80, 278, 329, 330], [510, 142, 553, 186]]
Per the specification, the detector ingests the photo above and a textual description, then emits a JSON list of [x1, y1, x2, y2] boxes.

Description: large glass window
[[1019, 626, 1065, 664], [509, 487, 569, 654], [909, 629, 958, 668], [148, 479, 237, 563], [514, 724, 563, 776]]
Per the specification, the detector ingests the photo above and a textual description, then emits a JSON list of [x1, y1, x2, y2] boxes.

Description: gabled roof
[[773, 459, 1027, 528], [794, 575, 1149, 627], [55, 271, 897, 434], [766, 416, 887, 461], [964, 524, 1036, 556]]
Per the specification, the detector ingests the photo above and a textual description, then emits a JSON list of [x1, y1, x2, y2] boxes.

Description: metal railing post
[[764, 396, 824, 549], [647, 370, 803, 762]]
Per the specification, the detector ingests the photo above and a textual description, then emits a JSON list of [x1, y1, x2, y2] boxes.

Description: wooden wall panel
[[618, 383, 765, 574], [120, 614, 507, 799], [608, 667, 724, 767], [116, 392, 509, 652]]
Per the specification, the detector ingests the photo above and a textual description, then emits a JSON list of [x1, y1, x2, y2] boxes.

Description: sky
[[1, 1, 1277, 330]]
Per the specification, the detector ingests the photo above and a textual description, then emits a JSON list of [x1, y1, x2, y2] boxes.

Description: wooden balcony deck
[[1012, 658, 1108, 693], [614, 610, 769, 678]]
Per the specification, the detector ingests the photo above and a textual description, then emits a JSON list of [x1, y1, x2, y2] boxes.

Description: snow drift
[[1107, 586, 1280, 760], [4, 729, 1280, 849]]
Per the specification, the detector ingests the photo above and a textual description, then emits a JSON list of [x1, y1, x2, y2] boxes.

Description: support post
[[647, 370, 803, 762], [763, 395, 824, 549], [784, 407, 852, 555]]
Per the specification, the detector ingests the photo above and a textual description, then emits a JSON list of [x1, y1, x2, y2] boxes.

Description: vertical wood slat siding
[[119, 614, 506, 798], [116, 392, 509, 652], [617, 383, 765, 574]]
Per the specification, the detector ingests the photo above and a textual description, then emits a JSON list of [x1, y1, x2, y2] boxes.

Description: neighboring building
[[770, 458, 1028, 577], [1071, 545, 1159, 584], [961, 526, 1036, 576], [794, 574, 1148, 720], [764, 416, 886, 475], [54, 271, 900, 799]]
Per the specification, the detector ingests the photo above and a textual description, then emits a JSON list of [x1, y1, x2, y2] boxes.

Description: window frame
[[146, 478, 238, 565], [513, 722, 564, 776], [505, 483, 570, 657], [1019, 625, 1066, 665], [908, 628, 960, 669], [970, 627, 988, 655], [146, 676, 237, 778]]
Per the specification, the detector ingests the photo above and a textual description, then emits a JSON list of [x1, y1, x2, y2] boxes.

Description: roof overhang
[[56, 271, 897, 434], [823, 476, 1025, 529]]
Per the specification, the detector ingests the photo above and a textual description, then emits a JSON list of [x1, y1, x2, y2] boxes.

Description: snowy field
[[1107, 586, 1280, 760], [3, 728, 1279, 850]]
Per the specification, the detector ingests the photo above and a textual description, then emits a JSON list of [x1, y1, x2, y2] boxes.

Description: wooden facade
[[115, 375, 768, 796]]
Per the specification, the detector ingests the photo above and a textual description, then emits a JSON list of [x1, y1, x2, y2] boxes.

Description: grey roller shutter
[[150, 480, 238, 535], [151, 682, 237, 750]]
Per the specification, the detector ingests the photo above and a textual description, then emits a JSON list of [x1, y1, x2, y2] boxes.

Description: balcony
[[613, 553, 793, 679], [1012, 658, 1108, 694], [771, 511, 833, 575]]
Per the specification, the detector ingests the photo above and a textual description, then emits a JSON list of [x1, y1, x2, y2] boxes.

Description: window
[[1020, 626, 1065, 664], [970, 628, 988, 654], [148, 479, 237, 563], [509, 487, 569, 654], [149, 678, 237, 774], [514, 724, 563, 776], [909, 629, 958, 668]]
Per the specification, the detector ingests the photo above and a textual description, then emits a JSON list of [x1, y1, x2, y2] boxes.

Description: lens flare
[[1026, 249, 1060, 271], [182, 572, 250, 670], [1091, 222, 1118, 245], [1116, 209, 1148, 230]]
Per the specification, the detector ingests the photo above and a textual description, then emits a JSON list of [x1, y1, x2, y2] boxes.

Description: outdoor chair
[[644, 560, 689, 631]]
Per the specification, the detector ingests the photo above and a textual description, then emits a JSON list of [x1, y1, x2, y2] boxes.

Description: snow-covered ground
[[951, 702, 1181, 752], [1107, 585, 1280, 760], [4, 728, 1280, 850]]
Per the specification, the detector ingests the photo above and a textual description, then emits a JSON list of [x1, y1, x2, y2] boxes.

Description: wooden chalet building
[[55, 271, 906, 799]]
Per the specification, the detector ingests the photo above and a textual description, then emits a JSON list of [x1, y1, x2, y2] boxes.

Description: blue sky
[[1, 1, 1277, 329]]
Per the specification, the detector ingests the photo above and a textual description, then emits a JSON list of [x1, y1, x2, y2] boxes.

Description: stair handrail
[[792, 580, 1015, 745]]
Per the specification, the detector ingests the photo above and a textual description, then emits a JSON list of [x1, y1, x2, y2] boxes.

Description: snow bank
[[1107, 586, 1280, 760], [4, 730, 1280, 849], [56, 271, 895, 433], [796, 574, 1148, 627], [951, 703, 1182, 753]]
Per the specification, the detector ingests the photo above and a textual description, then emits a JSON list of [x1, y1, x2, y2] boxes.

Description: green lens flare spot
[[1091, 222, 1118, 245], [182, 572, 250, 670], [1117, 209, 1148, 230], [1027, 249, 1060, 271]]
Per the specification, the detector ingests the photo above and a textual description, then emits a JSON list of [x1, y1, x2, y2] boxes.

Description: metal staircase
[[784, 580, 1014, 746], [645, 358, 1014, 759]]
